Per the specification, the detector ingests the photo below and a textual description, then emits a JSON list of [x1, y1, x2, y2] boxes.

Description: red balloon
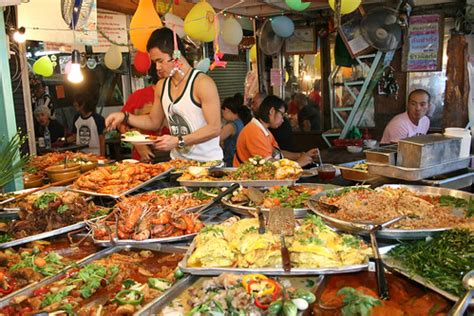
[[134, 51, 151, 74]]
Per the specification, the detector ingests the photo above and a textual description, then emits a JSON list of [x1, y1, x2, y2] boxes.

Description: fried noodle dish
[[25, 152, 103, 177], [317, 187, 474, 230], [187, 215, 371, 269], [1, 249, 183, 315], [92, 188, 209, 241], [71, 162, 172, 195]]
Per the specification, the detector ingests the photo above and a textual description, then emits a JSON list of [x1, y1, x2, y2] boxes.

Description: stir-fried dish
[[161, 273, 318, 315], [169, 159, 222, 173], [0, 191, 98, 241], [93, 188, 208, 241], [1, 249, 183, 315], [228, 186, 325, 209], [25, 152, 103, 177], [187, 215, 371, 269], [122, 131, 158, 141], [0, 238, 98, 298], [317, 187, 474, 230], [71, 162, 172, 195], [178, 157, 303, 181], [388, 229, 474, 297], [314, 271, 451, 316]]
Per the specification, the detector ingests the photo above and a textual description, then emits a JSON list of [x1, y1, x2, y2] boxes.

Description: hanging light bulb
[[68, 49, 83, 83], [13, 27, 26, 43]]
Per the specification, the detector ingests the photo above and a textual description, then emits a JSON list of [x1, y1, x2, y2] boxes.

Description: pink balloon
[[134, 51, 151, 74]]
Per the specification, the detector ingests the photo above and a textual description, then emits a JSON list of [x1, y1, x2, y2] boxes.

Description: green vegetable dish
[[388, 229, 474, 297]]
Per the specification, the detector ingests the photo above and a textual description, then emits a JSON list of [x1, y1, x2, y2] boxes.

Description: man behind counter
[[381, 89, 431, 144]]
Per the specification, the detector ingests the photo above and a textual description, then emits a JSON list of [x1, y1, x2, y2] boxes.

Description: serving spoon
[[447, 270, 474, 316]]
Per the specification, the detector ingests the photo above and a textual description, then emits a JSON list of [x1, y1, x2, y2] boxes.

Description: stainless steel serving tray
[[178, 239, 369, 276], [179, 168, 298, 187], [308, 184, 473, 240], [66, 167, 173, 198], [222, 183, 339, 219], [137, 275, 323, 315], [0, 186, 68, 210], [0, 243, 187, 310], [383, 255, 474, 304], [366, 157, 471, 181]]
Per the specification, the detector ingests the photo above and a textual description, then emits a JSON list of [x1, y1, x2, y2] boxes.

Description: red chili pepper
[[254, 295, 270, 309], [33, 287, 49, 296], [0, 274, 15, 295]]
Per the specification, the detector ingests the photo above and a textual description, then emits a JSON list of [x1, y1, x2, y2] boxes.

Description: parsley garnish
[[33, 193, 58, 209], [57, 204, 69, 214], [342, 234, 361, 248], [338, 287, 381, 316]]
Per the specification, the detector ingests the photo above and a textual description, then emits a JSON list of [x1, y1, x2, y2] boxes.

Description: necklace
[[171, 67, 191, 88]]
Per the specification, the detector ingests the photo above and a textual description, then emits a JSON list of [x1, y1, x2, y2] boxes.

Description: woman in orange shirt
[[234, 95, 317, 167]]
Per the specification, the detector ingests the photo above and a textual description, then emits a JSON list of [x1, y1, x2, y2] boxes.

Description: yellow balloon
[[285, 71, 289, 83], [184, 1, 217, 42], [329, 0, 361, 15], [33, 56, 54, 77], [249, 45, 257, 62], [104, 45, 122, 70], [130, 0, 163, 52]]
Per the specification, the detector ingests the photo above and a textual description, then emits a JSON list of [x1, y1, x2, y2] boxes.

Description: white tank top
[[161, 69, 223, 162]]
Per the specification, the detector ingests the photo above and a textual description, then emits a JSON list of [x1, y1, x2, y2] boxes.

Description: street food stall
[[0, 0, 472, 315]]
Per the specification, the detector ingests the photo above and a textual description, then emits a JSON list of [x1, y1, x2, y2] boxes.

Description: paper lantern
[[130, 0, 163, 52], [104, 45, 122, 70], [164, 13, 185, 38], [134, 51, 151, 73], [196, 58, 211, 72], [329, 0, 361, 15], [285, 0, 310, 11], [249, 45, 257, 63], [184, 1, 217, 42], [342, 66, 352, 78], [33, 56, 54, 77], [221, 16, 243, 46], [271, 16, 294, 38]]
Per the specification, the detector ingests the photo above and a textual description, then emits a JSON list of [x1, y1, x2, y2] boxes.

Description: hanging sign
[[94, 9, 129, 53], [402, 14, 444, 72]]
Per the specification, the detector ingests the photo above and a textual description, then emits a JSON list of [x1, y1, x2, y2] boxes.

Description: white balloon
[[164, 13, 185, 38], [195, 58, 210, 72], [221, 16, 243, 46], [104, 45, 122, 70]]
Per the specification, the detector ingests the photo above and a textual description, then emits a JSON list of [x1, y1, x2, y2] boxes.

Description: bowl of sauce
[[317, 164, 336, 181]]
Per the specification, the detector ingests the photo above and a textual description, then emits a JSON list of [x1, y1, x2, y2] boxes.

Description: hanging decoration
[[33, 56, 54, 77], [249, 45, 257, 63], [156, 0, 173, 15], [271, 15, 294, 38], [284, 0, 310, 11], [104, 45, 123, 70], [196, 58, 211, 72], [134, 51, 152, 73], [164, 13, 185, 38], [184, 0, 217, 42], [130, 0, 163, 52], [329, 0, 361, 15], [68, 50, 83, 83], [210, 18, 227, 71], [169, 28, 184, 77], [221, 16, 243, 46]]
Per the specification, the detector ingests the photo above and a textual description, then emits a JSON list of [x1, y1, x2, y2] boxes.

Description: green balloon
[[33, 56, 54, 77], [285, 0, 310, 11]]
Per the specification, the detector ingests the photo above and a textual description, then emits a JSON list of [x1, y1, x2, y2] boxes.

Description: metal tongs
[[194, 183, 240, 217]]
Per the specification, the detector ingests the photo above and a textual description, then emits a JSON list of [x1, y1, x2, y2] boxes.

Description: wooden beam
[[97, 0, 138, 15]]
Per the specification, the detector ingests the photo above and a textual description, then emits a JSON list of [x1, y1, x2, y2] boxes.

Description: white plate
[[121, 137, 156, 145]]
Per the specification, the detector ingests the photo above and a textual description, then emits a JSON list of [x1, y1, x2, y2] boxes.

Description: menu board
[[402, 14, 444, 72]]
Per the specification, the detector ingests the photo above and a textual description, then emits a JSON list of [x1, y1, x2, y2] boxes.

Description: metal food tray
[[0, 186, 68, 209], [0, 220, 91, 249], [221, 183, 339, 219], [383, 256, 474, 304], [366, 157, 471, 181], [178, 239, 369, 276], [0, 243, 187, 309], [137, 275, 323, 315], [308, 185, 473, 240], [337, 160, 381, 183], [66, 167, 173, 198]]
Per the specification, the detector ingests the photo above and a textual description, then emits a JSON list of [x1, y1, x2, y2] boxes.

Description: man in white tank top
[[105, 28, 223, 162]]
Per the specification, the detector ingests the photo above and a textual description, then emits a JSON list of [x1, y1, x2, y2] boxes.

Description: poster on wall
[[402, 14, 444, 72]]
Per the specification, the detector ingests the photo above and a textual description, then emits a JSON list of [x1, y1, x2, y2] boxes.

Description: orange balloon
[[130, 0, 163, 52]]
